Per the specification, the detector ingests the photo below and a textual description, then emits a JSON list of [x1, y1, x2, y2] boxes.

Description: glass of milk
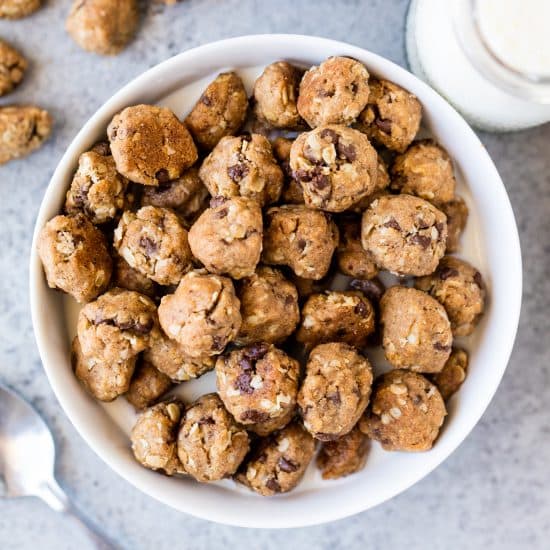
[[406, 0, 550, 131]]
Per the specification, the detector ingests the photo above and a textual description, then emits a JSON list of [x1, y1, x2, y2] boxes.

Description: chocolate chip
[[198, 416, 215, 425], [243, 342, 269, 361], [114, 318, 154, 335], [320, 128, 338, 143], [434, 342, 451, 352], [336, 141, 356, 162], [292, 168, 310, 182], [297, 238, 307, 251], [200, 94, 212, 106], [92, 142, 111, 156], [155, 169, 170, 184], [209, 196, 227, 208], [354, 301, 369, 317], [435, 222, 445, 236], [439, 267, 459, 280], [212, 335, 225, 352], [383, 218, 401, 231], [410, 234, 432, 249], [311, 172, 329, 190], [238, 357, 254, 371], [374, 118, 392, 134], [473, 271, 483, 288], [351, 82, 358, 94], [214, 207, 228, 219], [139, 236, 158, 256], [235, 372, 254, 394], [241, 410, 269, 423], [349, 277, 385, 303], [265, 478, 281, 492], [278, 457, 298, 473], [326, 391, 341, 405], [227, 163, 249, 182]]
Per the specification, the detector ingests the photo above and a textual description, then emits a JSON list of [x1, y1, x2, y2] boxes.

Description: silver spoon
[[0, 382, 118, 550]]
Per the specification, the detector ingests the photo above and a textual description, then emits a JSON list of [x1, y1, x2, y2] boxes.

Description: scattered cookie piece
[[0, 40, 27, 96], [0, 0, 41, 19]]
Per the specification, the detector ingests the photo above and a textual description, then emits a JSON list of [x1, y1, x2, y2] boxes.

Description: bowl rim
[[29, 33, 522, 528]]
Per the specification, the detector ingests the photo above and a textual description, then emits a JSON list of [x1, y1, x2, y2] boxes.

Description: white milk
[[406, 0, 550, 131]]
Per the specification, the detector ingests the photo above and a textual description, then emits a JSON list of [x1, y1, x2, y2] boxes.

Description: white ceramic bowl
[[30, 34, 522, 528]]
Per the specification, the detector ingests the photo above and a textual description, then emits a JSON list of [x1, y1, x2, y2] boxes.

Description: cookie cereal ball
[[66, 0, 139, 55], [131, 401, 184, 475], [216, 342, 300, 426], [65, 149, 129, 224], [361, 194, 447, 276], [38, 214, 112, 303], [107, 104, 198, 186], [290, 125, 378, 212], [296, 291, 375, 349], [185, 72, 248, 150], [235, 266, 300, 345], [336, 216, 379, 280], [360, 370, 446, 452], [77, 288, 160, 362], [72, 336, 136, 402], [125, 359, 173, 410], [198, 133, 283, 207], [316, 425, 369, 480], [188, 196, 263, 279], [391, 140, 456, 204], [415, 256, 486, 336], [430, 348, 469, 401], [177, 393, 249, 482], [235, 421, 315, 496], [140, 166, 210, 226], [380, 286, 452, 373], [114, 206, 193, 286], [253, 61, 303, 129], [297, 56, 370, 128], [143, 331, 215, 381], [262, 205, 339, 280], [439, 196, 468, 253], [298, 343, 373, 440], [0, 106, 52, 165], [356, 78, 422, 153], [0, 40, 27, 96], [158, 270, 241, 357], [0, 0, 41, 18]]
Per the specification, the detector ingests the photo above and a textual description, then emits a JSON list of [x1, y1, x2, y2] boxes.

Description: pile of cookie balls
[[38, 56, 486, 495]]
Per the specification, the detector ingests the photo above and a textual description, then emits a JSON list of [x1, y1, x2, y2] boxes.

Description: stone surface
[[0, 1, 549, 549]]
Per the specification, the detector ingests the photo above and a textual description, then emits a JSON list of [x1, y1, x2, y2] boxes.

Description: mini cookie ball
[[143, 331, 215, 381], [235, 266, 300, 345], [112, 255, 158, 299], [198, 134, 283, 207], [380, 286, 452, 373], [65, 149, 129, 224], [253, 61, 303, 129], [0, 0, 41, 18], [272, 137, 305, 204], [415, 256, 486, 336], [140, 166, 210, 226], [431, 348, 469, 401], [356, 78, 422, 153], [188, 196, 263, 279], [114, 206, 193, 286], [297, 56, 370, 128], [246, 405, 296, 437], [107, 104, 198, 186], [316, 425, 369, 480], [361, 194, 447, 276], [131, 401, 184, 475], [0, 40, 27, 96], [360, 370, 446, 452], [38, 214, 112, 303], [236, 421, 315, 496], [391, 140, 456, 204], [336, 217, 378, 280], [296, 291, 375, 349], [0, 106, 52, 165], [262, 205, 339, 280], [72, 337, 136, 402], [185, 72, 248, 150], [290, 125, 378, 212], [125, 359, 173, 410], [440, 196, 468, 253], [77, 288, 159, 362], [216, 342, 300, 425], [66, 0, 139, 56], [177, 393, 249, 482], [298, 343, 373, 441], [158, 270, 241, 357]]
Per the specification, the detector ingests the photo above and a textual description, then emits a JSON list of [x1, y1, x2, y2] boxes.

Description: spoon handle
[[36, 479, 119, 550]]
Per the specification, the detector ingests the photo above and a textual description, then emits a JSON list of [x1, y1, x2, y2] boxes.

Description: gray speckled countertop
[[0, 1, 549, 549]]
